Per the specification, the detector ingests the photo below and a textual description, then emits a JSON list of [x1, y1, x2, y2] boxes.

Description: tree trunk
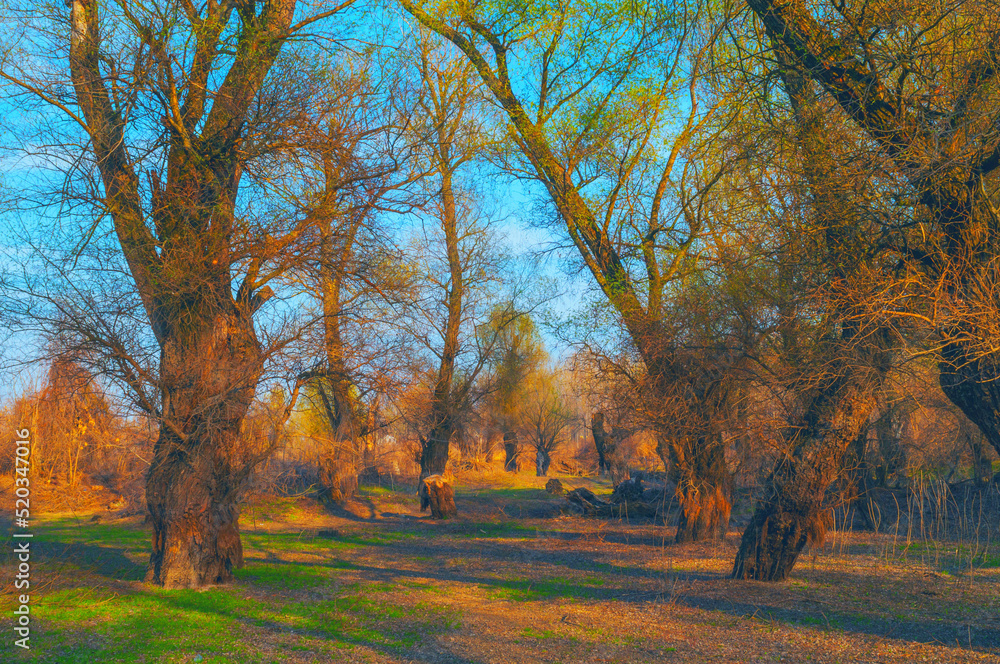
[[146, 437, 244, 588], [873, 402, 905, 487], [503, 427, 518, 472], [732, 376, 874, 581], [315, 378, 359, 505], [420, 419, 453, 478], [848, 425, 882, 531], [536, 447, 551, 476], [672, 435, 731, 542], [313, 163, 362, 505], [146, 315, 262, 588], [591, 412, 610, 476], [420, 474, 457, 518], [939, 340, 1000, 459]]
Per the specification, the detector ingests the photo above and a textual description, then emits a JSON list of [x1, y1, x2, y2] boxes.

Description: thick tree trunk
[[315, 379, 359, 505], [939, 340, 1000, 459], [732, 376, 874, 581], [536, 447, 551, 476], [672, 436, 731, 542], [503, 428, 518, 472], [146, 315, 262, 588], [420, 474, 457, 518], [420, 420, 453, 478], [146, 437, 244, 588]]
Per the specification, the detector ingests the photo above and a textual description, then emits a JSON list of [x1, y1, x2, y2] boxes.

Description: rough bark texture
[[420, 474, 457, 519], [145, 313, 264, 587], [671, 436, 731, 543], [732, 376, 875, 581], [146, 447, 244, 588], [419, 422, 453, 479], [535, 447, 551, 476]]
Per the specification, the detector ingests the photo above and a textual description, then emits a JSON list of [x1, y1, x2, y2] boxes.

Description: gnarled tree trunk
[[420, 420, 453, 479], [732, 374, 875, 581], [671, 435, 731, 543], [146, 313, 263, 587], [535, 447, 551, 476]]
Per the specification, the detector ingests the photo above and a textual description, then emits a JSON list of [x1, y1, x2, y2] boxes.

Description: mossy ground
[[2, 471, 998, 663]]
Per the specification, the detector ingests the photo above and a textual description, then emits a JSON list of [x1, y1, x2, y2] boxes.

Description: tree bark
[[732, 374, 875, 581], [503, 427, 518, 472], [536, 447, 551, 476], [420, 474, 457, 518], [591, 412, 611, 476], [420, 420, 453, 478], [146, 313, 263, 588], [939, 341, 1000, 459], [672, 435, 731, 542]]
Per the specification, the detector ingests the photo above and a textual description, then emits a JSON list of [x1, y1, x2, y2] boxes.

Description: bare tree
[[1, 0, 353, 587], [402, 34, 515, 479], [398, 0, 741, 541], [520, 368, 572, 477]]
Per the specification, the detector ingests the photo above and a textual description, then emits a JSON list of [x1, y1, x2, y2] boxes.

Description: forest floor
[[1, 470, 999, 663]]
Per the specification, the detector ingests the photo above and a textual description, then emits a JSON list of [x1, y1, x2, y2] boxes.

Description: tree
[[398, 0, 740, 541], [290, 54, 415, 504], [520, 368, 572, 476], [728, 0, 1000, 580], [403, 35, 512, 478], [482, 309, 544, 472], [744, 0, 1000, 475], [2, 0, 352, 587]]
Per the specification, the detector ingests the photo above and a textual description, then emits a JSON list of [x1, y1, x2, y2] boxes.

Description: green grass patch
[[483, 574, 609, 602], [31, 576, 459, 662]]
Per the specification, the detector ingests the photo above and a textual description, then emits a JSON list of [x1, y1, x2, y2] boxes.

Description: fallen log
[[565, 484, 665, 520]]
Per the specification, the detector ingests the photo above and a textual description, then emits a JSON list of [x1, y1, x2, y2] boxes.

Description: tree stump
[[545, 478, 564, 495], [420, 475, 458, 519]]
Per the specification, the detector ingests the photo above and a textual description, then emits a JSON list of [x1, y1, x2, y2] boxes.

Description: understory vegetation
[[1, 473, 997, 662]]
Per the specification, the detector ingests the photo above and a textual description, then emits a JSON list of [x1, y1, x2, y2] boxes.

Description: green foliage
[[482, 306, 546, 428]]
